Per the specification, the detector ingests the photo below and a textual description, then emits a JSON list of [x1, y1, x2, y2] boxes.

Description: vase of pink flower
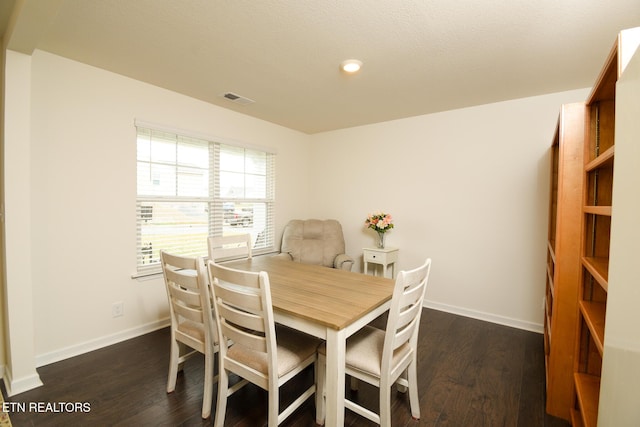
[[365, 212, 394, 249]]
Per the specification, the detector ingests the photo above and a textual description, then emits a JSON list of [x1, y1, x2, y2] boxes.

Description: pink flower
[[365, 212, 394, 233]]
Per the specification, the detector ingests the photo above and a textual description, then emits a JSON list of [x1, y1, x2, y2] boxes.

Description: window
[[135, 126, 275, 275]]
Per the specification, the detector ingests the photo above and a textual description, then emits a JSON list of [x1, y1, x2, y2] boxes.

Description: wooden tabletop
[[225, 256, 395, 330]]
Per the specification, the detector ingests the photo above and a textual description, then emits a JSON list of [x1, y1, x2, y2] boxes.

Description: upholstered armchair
[[276, 219, 354, 271]]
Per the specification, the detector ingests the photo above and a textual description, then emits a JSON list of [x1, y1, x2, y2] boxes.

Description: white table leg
[[324, 328, 346, 427]]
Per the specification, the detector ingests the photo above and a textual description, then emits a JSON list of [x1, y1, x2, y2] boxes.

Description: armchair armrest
[[334, 254, 354, 271]]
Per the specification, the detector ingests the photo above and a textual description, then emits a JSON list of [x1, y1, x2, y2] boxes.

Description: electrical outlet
[[112, 302, 124, 318]]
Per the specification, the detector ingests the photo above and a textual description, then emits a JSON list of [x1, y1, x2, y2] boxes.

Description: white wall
[[3, 50, 42, 395], [309, 88, 590, 331], [26, 50, 312, 364], [0, 35, 6, 380]]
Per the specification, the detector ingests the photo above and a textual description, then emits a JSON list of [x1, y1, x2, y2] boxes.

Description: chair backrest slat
[[164, 268, 199, 290], [172, 298, 205, 323], [208, 234, 252, 263], [216, 298, 267, 333], [399, 280, 424, 306], [167, 282, 202, 307], [209, 264, 270, 319], [393, 303, 422, 344], [392, 316, 419, 351], [221, 321, 268, 353]]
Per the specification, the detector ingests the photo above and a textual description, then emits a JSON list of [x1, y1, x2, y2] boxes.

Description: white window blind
[[135, 126, 275, 275]]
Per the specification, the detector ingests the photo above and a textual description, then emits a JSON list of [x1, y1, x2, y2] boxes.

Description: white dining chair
[[316, 258, 432, 426], [207, 234, 252, 263], [160, 250, 220, 419], [207, 261, 321, 427]]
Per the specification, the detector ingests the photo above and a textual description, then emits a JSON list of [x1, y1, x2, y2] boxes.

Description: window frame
[[134, 122, 276, 277]]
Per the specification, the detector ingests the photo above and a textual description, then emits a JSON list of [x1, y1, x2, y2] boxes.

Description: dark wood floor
[[4, 309, 570, 426]]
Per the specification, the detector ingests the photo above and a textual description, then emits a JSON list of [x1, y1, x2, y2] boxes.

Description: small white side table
[[363, 247, 399, 279]]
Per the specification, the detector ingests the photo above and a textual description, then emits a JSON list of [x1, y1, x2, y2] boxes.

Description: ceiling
[[3, 1, 640, 134]]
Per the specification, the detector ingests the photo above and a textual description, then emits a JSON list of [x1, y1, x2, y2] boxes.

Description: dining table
[[224, 255, 395, 427]]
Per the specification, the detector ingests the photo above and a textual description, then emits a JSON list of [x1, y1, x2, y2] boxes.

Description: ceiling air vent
[[221, 92, 255, 105]]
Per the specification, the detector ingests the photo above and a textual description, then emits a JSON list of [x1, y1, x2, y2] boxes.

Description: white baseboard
[[3, 369, 43, 397], [36, 318, 170, 368], [423, 299, 544, 334], [27, 304, 541, 378]]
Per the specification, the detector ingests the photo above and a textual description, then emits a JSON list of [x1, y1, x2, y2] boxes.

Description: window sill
[[131, 250, 280, 281]]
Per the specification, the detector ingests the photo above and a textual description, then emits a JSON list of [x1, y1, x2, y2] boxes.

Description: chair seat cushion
[[227, 325, 320, 378], [178, 320, 205, 342], [319, 325, 412, 377]]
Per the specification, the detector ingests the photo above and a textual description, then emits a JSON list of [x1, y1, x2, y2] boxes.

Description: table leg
[[324, 328, 346, 427]]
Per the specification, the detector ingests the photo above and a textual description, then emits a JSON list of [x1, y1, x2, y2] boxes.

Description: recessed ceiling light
[[341, 59, 363, 73]]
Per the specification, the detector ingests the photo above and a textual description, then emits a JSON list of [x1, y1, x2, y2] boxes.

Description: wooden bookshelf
[[543, 103, 585, 421], [574, 373, 602, 427], [545, 27, 640, 424], [571, 27, 640, 427]]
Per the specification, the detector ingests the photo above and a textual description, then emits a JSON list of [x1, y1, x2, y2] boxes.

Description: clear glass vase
[[377, 231, 386, 249]]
